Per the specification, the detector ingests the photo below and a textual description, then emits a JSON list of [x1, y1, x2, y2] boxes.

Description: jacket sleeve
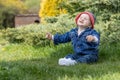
[[91, 30, 100, 44], [53, 31, 71, 45]]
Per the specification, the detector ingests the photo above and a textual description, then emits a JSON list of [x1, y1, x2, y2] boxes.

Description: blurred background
[[0, 0, 119, 45], [0, 0, 120, 80], [0, 0, 41, 29]]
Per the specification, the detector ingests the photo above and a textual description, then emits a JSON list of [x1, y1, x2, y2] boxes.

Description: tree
[[39, 0, 67, 22], [23, 0, 41, 13], [0, 0, 27, 29]]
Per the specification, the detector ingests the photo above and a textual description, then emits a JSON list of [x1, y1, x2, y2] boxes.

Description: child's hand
[[46, 32, 53, 40], [86, 35, 95, 42]]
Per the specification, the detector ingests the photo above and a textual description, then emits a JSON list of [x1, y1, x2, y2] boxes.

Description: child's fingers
[[46, 32, 52, 40], [45, 33, 48, 38], [46, 32, 50, 37], [46, 32, 50, 36], [86, 35, 94, 42], [45, 34, 48, 38]]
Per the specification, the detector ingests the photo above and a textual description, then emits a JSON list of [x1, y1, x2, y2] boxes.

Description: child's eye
[[84, 18, 88, 20], [84, 18, 86, 20], [79, 17, 83, 19], [80, 17, 87, 20]]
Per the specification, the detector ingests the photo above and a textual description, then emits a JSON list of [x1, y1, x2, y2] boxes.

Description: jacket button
[[77, 46, 80, 48]]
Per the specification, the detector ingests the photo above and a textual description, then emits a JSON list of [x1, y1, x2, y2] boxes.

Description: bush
[[39, 0, 67, 22], [61, 0, 120, 24], [3, 24, 52, 46], [3, 14, 74, 46], [44, 16, 58, 23], [101, 20, 120, 44]]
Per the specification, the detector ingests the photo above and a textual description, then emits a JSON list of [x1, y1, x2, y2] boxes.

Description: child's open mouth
[[79, 20, 83, 23]]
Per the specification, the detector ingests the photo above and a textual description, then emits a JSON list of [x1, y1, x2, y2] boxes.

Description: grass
[[0, 41, 120, 80]]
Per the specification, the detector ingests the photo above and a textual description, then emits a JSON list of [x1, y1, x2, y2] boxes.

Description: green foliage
[[3, 24, 50, 46], [0, 0, 27, 29], [0, 42, 120, 80], [0, 0, 41, 29], [61, 0, 119, 22], [2, 14, 74, 46], [44, 16, 58, 23], [0, 1, 120, 79], [23, 0, 41, 13], [97, 13, 120, 45], [0, 7, 16, 29], [61, 0, 120, 44], [62, 0, 119, 14], [0, 30, 8, 46], [101, 19, 120, 44]]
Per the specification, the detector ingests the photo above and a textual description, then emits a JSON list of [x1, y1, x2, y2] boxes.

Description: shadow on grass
[[0, 57, 120, 80], [0, 44, 120, 80]]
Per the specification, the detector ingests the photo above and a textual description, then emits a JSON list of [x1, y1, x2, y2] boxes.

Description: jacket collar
[[75, 27, 92, 32], [75, 27, 92, 37]]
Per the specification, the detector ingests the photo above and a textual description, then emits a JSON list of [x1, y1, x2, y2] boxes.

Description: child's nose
[[79, 18, 84, 22], [81, 18, 85, 21]]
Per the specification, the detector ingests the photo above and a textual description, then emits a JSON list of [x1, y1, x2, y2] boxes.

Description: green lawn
[[0, 42, 120, 80]]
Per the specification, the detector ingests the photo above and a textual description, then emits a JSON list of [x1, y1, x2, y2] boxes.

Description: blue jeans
[[65, 53, 98, 63]]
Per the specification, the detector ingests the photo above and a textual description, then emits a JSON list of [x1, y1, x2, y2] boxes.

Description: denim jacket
[[53, 27, 100, 55]]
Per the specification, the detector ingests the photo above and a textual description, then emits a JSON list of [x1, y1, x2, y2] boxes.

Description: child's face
[[77, 14, 91, 28]]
